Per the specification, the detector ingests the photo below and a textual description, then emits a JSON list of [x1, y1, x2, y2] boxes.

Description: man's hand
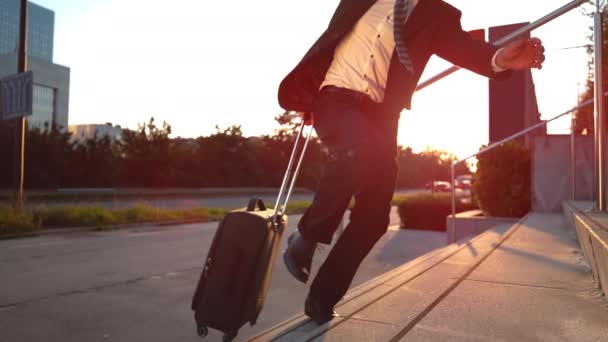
[[298, 112, 314, 126], [495, 37, 545, 71]]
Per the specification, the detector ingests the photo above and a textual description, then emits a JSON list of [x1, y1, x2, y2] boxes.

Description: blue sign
[[0, 71, 33, 121]]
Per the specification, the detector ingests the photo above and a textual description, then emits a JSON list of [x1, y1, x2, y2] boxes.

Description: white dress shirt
[[321, 0, 503, 104]]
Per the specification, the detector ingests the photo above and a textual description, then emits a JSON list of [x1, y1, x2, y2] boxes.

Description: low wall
[[563, 201, 608, 298], [446, 210, 518, 244], [532, 135, 595, 213]]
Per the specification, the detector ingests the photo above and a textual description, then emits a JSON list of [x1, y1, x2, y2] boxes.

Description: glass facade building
[[0, 0, 54, 62], [0, 1, 65, 132]]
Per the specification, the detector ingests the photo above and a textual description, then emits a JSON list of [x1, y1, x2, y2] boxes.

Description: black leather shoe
[[305, 294, 339, 325], [283, 232, 316, 283]]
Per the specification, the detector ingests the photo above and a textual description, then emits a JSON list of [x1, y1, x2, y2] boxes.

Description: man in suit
[[281, 0, 545, 324]]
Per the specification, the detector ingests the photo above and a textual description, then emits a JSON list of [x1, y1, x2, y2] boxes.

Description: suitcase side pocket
[[191, 218, 226, 310], [227, 248, 244, 296]]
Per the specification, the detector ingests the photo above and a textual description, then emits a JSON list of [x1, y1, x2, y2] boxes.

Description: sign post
[[16, 0, 28, 211]]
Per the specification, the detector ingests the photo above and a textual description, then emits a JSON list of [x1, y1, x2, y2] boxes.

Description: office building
[[0, 0, 70, 131], [69, 123, 123, 144]]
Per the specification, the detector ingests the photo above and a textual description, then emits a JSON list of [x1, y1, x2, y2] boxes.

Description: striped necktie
[[394, 0, 414, 74]]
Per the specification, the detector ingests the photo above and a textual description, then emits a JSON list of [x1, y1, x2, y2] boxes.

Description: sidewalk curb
[[1, 218, 218, 240], [39, 218, 217, 236], [2, 212, 311, 239]]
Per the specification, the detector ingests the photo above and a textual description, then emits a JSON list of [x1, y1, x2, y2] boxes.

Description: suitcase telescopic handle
[[273, 119, 314, 222]]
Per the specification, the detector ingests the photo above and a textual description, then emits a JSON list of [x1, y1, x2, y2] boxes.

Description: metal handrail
[[449, 91, 608, 243], [433, 0, 598, 243], [454, 96, 601, 165], [594, 2, 606, 210], [416, 0, 589, 92]]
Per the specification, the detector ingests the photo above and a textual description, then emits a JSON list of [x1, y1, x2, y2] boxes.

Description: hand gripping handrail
[[400, 0, 593, 242], [415, 0, 590, 92]]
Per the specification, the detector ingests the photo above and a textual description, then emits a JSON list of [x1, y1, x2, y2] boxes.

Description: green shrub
[[284, 201, 312, 215], [34, 206, 116, 227], [114, 205, 164, 223], [33, 205, 228, 229], [7, 201, 300, 234], [473, 141, 531, 217], [397, 193, 476, 231], [0, 206, 40, 238], [203, 208, 228, 221], [264, 200, 312, 215]]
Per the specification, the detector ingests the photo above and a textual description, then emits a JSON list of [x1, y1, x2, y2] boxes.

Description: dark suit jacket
[[278, 0, 510, 115]]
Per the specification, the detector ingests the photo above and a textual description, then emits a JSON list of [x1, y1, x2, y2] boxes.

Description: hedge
[[472, 141, 531, 217], [397, 193, 476, 231]]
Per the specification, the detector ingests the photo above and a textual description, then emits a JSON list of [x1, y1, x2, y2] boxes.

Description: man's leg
[[283, 144, 356, 283], [297, 90, 373, 244], [284, 88, 373, 285], [309, 113, 399, 310]]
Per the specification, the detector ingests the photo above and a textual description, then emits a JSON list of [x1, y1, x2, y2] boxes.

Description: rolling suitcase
[[191, 120, 313, 341]]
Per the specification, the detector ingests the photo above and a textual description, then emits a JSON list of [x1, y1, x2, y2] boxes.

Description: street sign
[[0, 71, 33, 121]]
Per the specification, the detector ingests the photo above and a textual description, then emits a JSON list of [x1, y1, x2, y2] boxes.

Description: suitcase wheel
[[223, 331, 237, 342], [196, 325, 208, 338]]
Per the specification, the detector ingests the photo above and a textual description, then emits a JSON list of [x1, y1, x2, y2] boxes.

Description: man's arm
[[431, 5, 545, 78], [431, 5, 509, 79]]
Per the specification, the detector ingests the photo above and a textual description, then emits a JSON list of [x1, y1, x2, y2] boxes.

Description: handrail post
[[594, 5, 606, 211], [451, 163, 456, 244], [571, 111, 576, 200]]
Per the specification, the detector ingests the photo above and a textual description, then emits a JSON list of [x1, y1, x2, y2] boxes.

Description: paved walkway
[[251, 213, 608, 341]]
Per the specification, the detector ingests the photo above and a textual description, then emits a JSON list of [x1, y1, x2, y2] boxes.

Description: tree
[[396, 147, 471, 188], [64, 134, 118, 187], [0, 122, 15, 188], [195, 125, 260, 187], [120, 117, 173, 187], [574, 2, 608, 134], [24, 124, 74, 189]]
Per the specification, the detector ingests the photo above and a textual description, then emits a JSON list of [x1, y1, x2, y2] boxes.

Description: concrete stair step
[[248, 221, 520, 342]]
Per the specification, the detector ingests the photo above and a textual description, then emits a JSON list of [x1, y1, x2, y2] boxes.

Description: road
[[0, 210, 446, 342], [20, 189, 424, 210]]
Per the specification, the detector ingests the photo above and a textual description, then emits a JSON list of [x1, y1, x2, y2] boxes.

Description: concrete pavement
[[253, 213, 608, 341], [0, 210, 444, 342]]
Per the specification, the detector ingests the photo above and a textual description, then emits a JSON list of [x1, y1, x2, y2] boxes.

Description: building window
[[28, 84, 55, 131]]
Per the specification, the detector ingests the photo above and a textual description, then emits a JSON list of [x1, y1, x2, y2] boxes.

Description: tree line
[[0, 115, 469, 190], [575, 2, 608, 134]]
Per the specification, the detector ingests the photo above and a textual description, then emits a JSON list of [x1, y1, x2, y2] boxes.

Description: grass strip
[[1, 192, 425, 238], [0, 200, 314, 236], [0, 206, 41, 239], [31, 205, 231, 229]]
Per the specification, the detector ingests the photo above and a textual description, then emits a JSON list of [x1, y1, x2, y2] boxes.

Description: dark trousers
[[298, 86, 399, 308]]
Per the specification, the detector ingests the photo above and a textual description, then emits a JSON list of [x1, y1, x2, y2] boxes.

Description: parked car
[[455, 175, 473, 190], [424, 180, 452, 192], [459, 179, 472, 190]]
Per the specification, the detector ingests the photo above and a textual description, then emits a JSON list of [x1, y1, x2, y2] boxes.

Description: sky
[[33, 0, 592, 159]]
